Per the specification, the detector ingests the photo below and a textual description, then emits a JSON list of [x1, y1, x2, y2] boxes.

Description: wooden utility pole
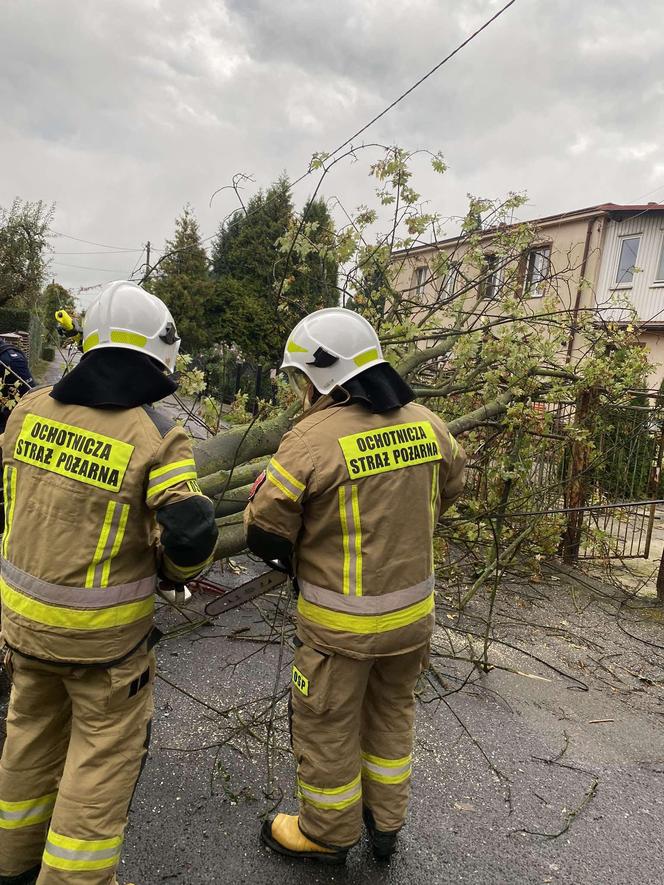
[[145, 241, 151, 275]]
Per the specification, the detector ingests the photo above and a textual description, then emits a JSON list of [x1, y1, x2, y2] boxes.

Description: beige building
[[391, 203, 664, 388]]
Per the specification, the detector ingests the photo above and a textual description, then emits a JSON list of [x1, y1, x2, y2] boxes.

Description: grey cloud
[[0, 0, 662, 297]]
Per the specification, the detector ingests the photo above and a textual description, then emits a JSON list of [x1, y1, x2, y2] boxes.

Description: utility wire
[[49, 228, 140, 251], [324, 0, 518, 162], [51, 261, 127, 272]]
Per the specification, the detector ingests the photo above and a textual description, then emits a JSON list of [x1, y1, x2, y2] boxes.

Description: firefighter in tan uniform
[[0, 282, 218, 885], [246, 308, 466, 864]]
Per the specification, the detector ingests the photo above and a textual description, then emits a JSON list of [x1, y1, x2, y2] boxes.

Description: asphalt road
[[1, 559, 663, 885]]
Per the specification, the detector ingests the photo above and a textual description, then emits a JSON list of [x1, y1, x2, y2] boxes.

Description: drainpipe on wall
[[565, 214, 604, 364]]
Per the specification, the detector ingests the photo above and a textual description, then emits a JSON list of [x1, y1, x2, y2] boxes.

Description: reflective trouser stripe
[[162, 553, 212, 581], [146, 460, 198, 500], [266, 458, 304, 503], [86, 501, 129, 588], [298, 774, 362, 811], [0, 791, 57, 829], [43, 829, 123, 872], [361, 752, 412, 785], [339, 485, 362, 596], [297, 590, 434, 635], [2, 465, 17, 558], [1, 578, 154, 630]]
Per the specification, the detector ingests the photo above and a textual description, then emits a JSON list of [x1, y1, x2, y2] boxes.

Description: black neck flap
[[331, 362, 415, 413], [50, 349, 178, 409]]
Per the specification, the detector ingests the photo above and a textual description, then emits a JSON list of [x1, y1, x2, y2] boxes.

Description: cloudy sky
[[1, 0, 662, 300]]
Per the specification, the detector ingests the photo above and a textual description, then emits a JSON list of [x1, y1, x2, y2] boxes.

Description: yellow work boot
[[260, 813, 348, 865]]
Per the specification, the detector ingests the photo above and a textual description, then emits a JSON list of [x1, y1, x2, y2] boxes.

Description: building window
[[523, 246, 551, 298], [480, 255, 503, 300], [615, 235, 640, 286], [414, 266, 428, 296], [655, 237, 664, 284]]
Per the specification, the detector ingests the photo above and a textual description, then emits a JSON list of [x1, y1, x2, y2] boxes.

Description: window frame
[[653, 232, 664, 286], [480, 254, 503, 301], [522, 245, 552, 299], [613, 234, 641, 289], [414, 266, 429, 297]]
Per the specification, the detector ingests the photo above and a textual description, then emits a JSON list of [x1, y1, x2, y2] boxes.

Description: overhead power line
[[49, 228, 141, 251], [324, 0, 519, 162], [52, 261, 127, 272]]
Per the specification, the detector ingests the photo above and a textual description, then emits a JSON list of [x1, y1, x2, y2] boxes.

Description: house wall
[[595, 212, 664, 324]]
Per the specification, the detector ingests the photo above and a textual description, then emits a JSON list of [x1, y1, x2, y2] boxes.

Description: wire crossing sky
[[1, 0, 661, 295]]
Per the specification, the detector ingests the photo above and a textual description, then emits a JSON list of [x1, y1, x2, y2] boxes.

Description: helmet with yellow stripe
[[82, 281, 181, 372], [281, 308, 385, 396]]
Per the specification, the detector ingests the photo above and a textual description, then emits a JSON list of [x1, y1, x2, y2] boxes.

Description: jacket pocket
[[291, 643, 335, 715]]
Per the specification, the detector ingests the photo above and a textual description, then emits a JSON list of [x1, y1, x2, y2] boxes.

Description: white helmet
[[82, 280, 181, 372], [281, 307, 385, 395]]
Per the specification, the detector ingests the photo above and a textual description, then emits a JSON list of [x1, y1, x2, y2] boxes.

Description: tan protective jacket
[[246, 397, 466, 658], [0, 386, 215, 665]]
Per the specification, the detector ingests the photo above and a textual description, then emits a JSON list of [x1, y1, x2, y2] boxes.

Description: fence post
[[657, 549, 664, 603], [560, 387, 599, 563]]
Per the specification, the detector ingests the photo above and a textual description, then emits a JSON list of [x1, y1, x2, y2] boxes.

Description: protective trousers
[[0, 644, 154, 884], [290, 642, 428, 848]]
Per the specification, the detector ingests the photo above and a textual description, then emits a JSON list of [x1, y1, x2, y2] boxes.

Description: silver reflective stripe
[[299, 575, 434, 615], [147, 462, 197, 496], [44, 841, 120, 862], [2, 466, 16, 559], [1, 558, 156, 609], [298, 777, 362, 808], [339, 485, 362, 596], [362, 758, 412, 780], [88, 502, 129, 588], [0, 794, 56, 824], [266, 460, 304, 502]]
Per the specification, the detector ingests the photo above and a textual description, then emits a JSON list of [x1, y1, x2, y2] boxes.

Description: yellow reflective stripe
[[351, 485, 362, 596], [299, 773, 361, 796], [163, 553, 212, 580], [361, 752, 411, 768], [147, 471, 198, 500], [86, 502, 116, 588], [0, 791, 57, 830], [429, 462, 439, 568], [110, 330, 147, 348], [430, 463, 439, 526], [148, 459, 196, 482], [82, 332, 99, 352], [448, 432, 460, 459], [361, 752, 412, 784], [1, 579, 154, 630], [339, 487, 350, 595], [361, 767, 411, 785], [43, 828, 123, 871], [101, 503, 129, 587], [298, 774, 362, 810], [297, 591, 434, 635], [47, 830, 123, 852], [271, 458, 305, 492], [353, 347, 379, 368], [266, 470, 299, 503], [2, 466, 17, 558]]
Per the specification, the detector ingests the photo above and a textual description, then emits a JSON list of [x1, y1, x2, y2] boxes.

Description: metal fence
[[465, 391, 664, 562]]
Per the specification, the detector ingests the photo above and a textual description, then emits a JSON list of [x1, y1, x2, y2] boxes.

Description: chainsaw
[[159, 561, 290, 617]]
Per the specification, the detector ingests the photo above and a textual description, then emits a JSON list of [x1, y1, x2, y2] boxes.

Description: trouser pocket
[[291, 644, 335, 715]]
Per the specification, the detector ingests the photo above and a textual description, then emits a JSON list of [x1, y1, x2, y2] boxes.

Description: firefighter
[[245, 308, 466, 864], [0, 281, 218, 885]]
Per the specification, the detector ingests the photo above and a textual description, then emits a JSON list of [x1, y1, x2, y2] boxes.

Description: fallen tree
[[181, 147, 649, 567]]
